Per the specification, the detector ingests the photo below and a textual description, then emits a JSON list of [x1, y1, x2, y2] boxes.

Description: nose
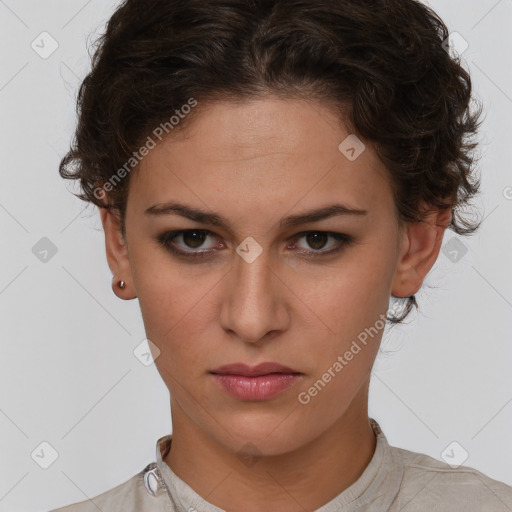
[[219, 248, 290, 343]]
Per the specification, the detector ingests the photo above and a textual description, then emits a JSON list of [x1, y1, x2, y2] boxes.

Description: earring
[[118, 280, 126, 289]]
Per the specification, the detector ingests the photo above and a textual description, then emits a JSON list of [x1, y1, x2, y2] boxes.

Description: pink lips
[[210, 362, 302, 401]]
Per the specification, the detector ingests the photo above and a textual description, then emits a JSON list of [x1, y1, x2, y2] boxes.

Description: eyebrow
[[144, 202, 368, 229]]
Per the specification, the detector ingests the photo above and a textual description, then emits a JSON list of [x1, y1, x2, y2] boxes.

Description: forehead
[[129, 97, 393, 221]]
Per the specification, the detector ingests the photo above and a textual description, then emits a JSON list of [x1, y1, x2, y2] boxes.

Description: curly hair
[[59, 0, 484, 324]]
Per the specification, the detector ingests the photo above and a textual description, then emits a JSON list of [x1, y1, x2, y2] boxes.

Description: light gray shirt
[[49, 418, 512, 511]]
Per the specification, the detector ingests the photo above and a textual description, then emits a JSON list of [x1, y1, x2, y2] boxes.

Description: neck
[[165, 392, 376, 511]]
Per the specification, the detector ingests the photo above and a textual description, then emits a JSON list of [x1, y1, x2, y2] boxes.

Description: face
[[102, 96, 444, 457]]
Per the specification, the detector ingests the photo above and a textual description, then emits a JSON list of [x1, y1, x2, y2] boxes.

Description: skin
[[100, 96, 451, 511]]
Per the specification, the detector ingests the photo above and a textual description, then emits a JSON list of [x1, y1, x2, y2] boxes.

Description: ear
[[391, 204, 452, 298], [99, 207, 137, 300]]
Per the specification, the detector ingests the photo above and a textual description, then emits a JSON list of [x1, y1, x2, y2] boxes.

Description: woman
[[51, 0, 512, 510]]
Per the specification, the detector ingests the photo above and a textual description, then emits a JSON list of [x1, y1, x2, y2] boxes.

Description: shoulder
[[389, 444, 512, 511], [48, 464, 167, 512]]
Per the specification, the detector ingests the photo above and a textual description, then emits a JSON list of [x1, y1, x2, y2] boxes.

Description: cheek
[[132, 246, 214, 330], [131, 267, 206, 377], [286, 246, 392, 390], [305, 250, 393, 340]]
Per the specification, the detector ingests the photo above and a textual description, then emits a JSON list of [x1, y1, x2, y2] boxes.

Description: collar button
[[143, 462, 161, 496]]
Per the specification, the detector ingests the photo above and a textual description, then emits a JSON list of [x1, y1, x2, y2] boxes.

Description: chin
[[209, 411, 316, 457]]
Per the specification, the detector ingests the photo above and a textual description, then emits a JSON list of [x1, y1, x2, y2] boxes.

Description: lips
[[210, 362, 302, 401], [210, 362, 301, 377]]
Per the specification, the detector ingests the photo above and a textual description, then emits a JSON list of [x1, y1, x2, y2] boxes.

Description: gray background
[[0, 0, 511, 510]]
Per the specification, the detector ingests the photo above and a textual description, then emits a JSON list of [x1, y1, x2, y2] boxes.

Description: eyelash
[[156, 229, 353, 260]]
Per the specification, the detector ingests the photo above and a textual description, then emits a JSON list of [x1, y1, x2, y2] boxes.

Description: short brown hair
[[59, 0, 484, 324]]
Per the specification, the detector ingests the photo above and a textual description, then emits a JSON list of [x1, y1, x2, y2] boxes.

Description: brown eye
[[157, 229, 220, 259], [182, 230, 208, 249], [305, 232, 329, 250], [294, 231, 351, 255]]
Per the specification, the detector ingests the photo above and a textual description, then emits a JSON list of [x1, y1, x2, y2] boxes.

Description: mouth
[[209, 362, 303, 401], [210, 362, 301, 377]]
